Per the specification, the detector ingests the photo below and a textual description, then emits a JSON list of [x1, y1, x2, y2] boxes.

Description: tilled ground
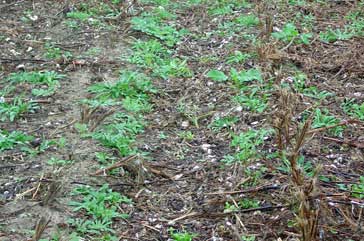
[[0, 0, 364, 241]]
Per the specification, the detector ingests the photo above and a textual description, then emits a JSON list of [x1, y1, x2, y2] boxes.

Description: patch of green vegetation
[[320, 28, 353, 43], [206, 69, 228, 82], [89, 70, 154, 99], [341, 98, 364, 120], [178, 131, 194, 141], [272, 23, 312, 44], [230, 68, 263, 85], [233, 87, 269, 113], [7, 71, 65, 97], [67, 11, 91, 21], [169, 228, 197, 241], [241, 235, 256, 241], [47, 157, 74, 166], [207, 0, 251, 16], [292, 72, 333, 99], [0, 129, 33, 152], [278, 155, 314, 177], [209, 116, 238, 132], [222, 129, 272, 165], [226, 51, 252, 64], [311, 108, 344, 136], [127, 40, 191, 79], [351, 176, 364, 199], [224, 198, 259, 212], [92, 113, 144, 156], [234, 14, 259, 27], [131, 12, 187, 46], [0, 97, 38, 122], [69, 185, 131, 238], [44, 43, 72, 60]]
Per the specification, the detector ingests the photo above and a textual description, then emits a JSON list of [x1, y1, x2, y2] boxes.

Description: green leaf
[[206, 70, 228, 82]]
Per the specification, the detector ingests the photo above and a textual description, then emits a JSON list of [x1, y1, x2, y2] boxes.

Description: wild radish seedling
[[44, 43, 72, 60], [224, 129, 272, 164], [131, 14, 186, 46], [226, 51, 251, 64], [0, 129, 33, 152], [234, 14, 259, 27], [230, 68, 263, 85], [351, 176, 364, 199], [69, 185, 131, 237], [0, 97, 38, 122], [8, 71, 65, 97], [341, 99, 364, 120], [311, 108, 344, 136], [233, 88, 269, 113], [206, 69, 228, 82], [169, 228, 197, 241], [272, 23, 312, 44], [320, 28, 353, 43], [209, 116, 238, 132]]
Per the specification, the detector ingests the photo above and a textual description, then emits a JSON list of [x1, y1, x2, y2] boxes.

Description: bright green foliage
[[320, 28, 353, 43], [67, 11, 91, 21], [292, 72, 333, 99], [92, 113, 144, 156], [131, 13, 186, 46], [341, 99, 364, 120], [47, 157, 74, 166], [241, 235, 256, 241], [226, 51, 251, 64], [206, 69, 228, 82], [272, 23, 312, 44], [169, 228, 197, 241], [351, 176, 364, 199], [209, 116, 238, 132], [69, 185, 131, 237], [7, 71, 65, 97], [88, 71, 156, 101], [44, 43, 72, 60], [224, 129, 272, 164], [0, 97, 38, 121], [233, 87, 268, 113], [128, 40, 191, 79], [230, 68, 263, 85], [312, 109, 343, 136], [234, 14, 259, 27], [0, 129, 33, 152]]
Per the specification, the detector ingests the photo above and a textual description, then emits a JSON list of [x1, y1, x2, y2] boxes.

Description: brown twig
[[91, 155, 137, 175]]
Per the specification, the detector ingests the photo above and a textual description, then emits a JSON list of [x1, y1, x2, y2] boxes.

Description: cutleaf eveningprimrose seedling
[[0, 97, 38, 122], [0, 129, 33, 152]]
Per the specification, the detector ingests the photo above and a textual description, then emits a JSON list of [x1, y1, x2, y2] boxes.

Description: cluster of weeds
[[7, 71, 65, 97], [0, 129, 33, 152], [68, 185, 131, 239], [221, 129, 272, 165], [0, 97, 38, 122], [127, 40, 191, 79], [44, 43, 73, 61], [341, 98, 364, 120], [273, 22, 312, 44]]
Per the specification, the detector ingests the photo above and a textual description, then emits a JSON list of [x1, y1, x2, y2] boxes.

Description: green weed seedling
[[69, 185, 131, 237], [66, 11, 91, 21], [226, 51, 251, 64], [206, 69, 228, 82], [47, 157, 73, 166], [0, 97, 38, 122], [224, 198, 259, 212], [320, 28, 353, 43], [233, 87, 268, 113], [272, 23, 312, 44], [351, 176, 364, 199], [223, 129, 272, 164], [178, 131, 194, 141], [8, 71, 65, 97], [292, 72, 333, 99], [278, 155, 313, 177], [341, 99, 364, 120], [209, 116, 238, 132], [234, 14, 259, 27], [312, 108, 343, 136], [241, 235, 256, 241], [230, 68, 263, 86], [0, 129, 33, 152], [44, 43, 72, 60], [169, 228, 197, 241], [131, 13, 186, 47]]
